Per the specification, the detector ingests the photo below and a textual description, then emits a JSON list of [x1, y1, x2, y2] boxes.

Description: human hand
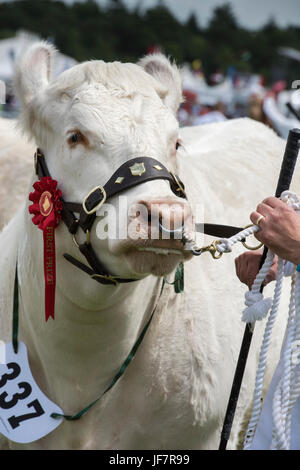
[[235, 250, 278, 289], [250, 197, 300, 265]]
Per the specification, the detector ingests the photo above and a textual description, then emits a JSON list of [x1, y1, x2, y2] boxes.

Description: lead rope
[[12, 270, 167, 421], [212, 190, 300, 450], [186, 190, 300, 449], [270, 266, 300, 449], [242, 192, 300, 450]]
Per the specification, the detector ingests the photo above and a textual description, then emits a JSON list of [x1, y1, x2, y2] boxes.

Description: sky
[[61, 0, 300, 30]]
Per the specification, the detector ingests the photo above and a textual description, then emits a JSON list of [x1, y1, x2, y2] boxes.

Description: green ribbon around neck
[[12, 266, 166, 421], [164, 262, 184, 294]]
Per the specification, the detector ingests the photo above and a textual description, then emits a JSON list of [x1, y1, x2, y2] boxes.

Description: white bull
[[0, 117, 35, 230], [0, 43, 294, 450]]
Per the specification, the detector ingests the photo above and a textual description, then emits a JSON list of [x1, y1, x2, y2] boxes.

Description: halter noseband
[[34, 149, 186, 286]]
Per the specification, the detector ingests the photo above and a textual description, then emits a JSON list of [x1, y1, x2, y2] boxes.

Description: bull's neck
[[17, 213, 162, 413]]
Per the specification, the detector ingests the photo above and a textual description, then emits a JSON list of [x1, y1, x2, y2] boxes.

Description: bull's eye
[[71, 133, 79, 143], [175, 140, 181, 150], [67, 130, 86, 147]]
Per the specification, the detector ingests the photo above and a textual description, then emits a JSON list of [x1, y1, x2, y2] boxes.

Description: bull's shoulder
[[180, 118, 285, 160], [178, 118, 294, 227], [0, 118, 34, 229]]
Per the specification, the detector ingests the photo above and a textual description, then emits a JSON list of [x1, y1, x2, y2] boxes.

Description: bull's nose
[[137, 198, 192, 239]]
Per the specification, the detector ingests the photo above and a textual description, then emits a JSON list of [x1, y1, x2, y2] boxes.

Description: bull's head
[[15, 43, 194, 284]]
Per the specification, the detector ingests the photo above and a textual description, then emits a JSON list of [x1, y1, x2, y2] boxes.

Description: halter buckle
[[82, 185, 107, 215]]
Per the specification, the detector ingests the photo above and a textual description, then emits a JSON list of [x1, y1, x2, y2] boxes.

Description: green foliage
[[0, 0, 299, 84]]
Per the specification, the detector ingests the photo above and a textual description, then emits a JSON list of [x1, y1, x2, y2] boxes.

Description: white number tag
[[0, 341, 63, 444]]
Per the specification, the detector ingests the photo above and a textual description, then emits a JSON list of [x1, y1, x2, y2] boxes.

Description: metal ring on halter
[[72, 229, 90, 248], [90, 273, 119, 286], [159, 221, 185, 236], [241, 224, 264, 251], [169, 172, 186, 198], [190, 247, 203, 256]]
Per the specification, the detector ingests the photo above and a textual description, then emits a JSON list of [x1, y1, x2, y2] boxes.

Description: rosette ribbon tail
[[29, 176, 62, 322], [43, 214, 56, 321]]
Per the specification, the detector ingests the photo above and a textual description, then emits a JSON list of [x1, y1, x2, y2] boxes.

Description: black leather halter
[[34, 149, 187, 285], [34, 149, 243, 285]]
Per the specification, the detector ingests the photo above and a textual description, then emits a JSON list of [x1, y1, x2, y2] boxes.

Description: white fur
[[0, 118, 35, 230], [0, 43, 292, 450]]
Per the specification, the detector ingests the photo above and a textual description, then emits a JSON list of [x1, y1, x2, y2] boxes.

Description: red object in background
[[146, 44, 162, 55], [29, 177, 63, 321], [182, 89, 197, 112], [183, 89, 197, 103], [259, 75, 266, 87], [272, 80, 286, 94]]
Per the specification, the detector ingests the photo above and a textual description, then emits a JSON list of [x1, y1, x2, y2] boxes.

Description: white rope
[[235, 190, 300, 450], [270, 271, 296, 449], [217, 224, 259, 254], [243, 257, 285, 449], [202, 190, 300, 450], [242, 250, 274, 323], [271, 269, 300, 449]]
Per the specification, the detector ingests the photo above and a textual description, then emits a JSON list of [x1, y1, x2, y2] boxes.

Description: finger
[[235, 255, 243, 280], [261, 196, 279, 208], [247, 274, 256, 290], [253, 229, 264, 243], [250, 211, 267, 227], [256, 202, 273, 216], [264, 268, 277, 285], [235, 255, 247, 284]]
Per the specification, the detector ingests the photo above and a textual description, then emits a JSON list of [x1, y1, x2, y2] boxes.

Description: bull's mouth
[[136, 246, 183, 256], [118, 238, 193, 277], [132, 237, 189, 256]]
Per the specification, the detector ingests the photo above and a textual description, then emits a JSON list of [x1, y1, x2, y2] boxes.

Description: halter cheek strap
[[34, 149, 187, 285]]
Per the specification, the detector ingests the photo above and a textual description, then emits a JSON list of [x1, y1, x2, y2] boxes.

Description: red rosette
[[29, 177, 63, 322], [29, 177, 63, 229]]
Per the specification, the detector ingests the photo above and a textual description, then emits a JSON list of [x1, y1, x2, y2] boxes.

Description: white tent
[[181, 64, 234, 107], [0, 31, 77, 84], [263, 95, 299, 139]]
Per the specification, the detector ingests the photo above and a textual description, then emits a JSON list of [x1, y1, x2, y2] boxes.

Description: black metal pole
[[286, 102, 300, 122], [218, 128, 300, 450]]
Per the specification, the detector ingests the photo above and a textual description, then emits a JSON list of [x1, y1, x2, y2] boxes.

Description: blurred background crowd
[[1, 0, 300, 139]]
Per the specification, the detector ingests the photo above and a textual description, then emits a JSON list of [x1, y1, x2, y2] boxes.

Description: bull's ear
[[139, 54, 183, 115], [14, 41, 56, 107]]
